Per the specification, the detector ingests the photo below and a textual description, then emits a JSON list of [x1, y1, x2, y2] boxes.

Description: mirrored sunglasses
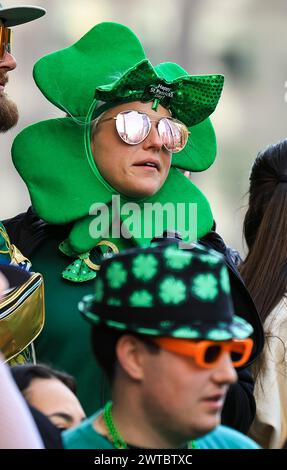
[[98, 110, 190, 153], [152, 337, 253, 369], [0, 26, 12, 61]]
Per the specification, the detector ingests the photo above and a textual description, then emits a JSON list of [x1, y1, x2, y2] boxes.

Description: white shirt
[[249, 298, 287, 448]]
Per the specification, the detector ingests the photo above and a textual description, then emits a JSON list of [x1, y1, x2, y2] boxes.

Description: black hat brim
[[0, 6, 46, 27]]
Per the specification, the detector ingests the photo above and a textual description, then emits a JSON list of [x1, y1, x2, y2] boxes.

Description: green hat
[[0, 3, 45, 26], [79, 243, 253, 343], [12, 22, 224, 278]]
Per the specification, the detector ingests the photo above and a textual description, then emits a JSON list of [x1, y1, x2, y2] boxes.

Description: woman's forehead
[[103, 101, 172, 118]]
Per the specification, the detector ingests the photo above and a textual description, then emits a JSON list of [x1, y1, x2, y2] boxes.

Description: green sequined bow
[[95, 59, 224, 127]]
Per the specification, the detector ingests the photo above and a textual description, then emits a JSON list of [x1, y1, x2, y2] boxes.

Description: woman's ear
[[116, 335, 146, 381]]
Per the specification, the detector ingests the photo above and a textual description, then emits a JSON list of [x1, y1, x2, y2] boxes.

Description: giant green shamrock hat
[[12, 22, 224, 282]]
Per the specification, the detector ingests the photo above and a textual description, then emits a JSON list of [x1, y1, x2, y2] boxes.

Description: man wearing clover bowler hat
[[63, 243, 260, 449], [0, 2, 46, 364]]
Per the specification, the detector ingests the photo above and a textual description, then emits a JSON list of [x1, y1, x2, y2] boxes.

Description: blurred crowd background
[[1, 0, 287, 256]]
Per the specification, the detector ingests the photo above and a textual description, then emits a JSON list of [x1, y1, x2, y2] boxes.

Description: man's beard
[[0, 92, 19, 132], [0, 72, 19, 132]]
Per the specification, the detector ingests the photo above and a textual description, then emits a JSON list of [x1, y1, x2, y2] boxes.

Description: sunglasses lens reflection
[[115, 111, 188, 152], [158, 118, 188, 153], [116, 111, 150, 145]]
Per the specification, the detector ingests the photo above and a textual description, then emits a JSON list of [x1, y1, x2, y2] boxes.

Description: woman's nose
[[142, 123, 164, 151]]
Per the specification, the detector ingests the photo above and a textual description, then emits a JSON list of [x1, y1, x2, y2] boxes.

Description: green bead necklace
[[103, 401, 199, 450], [103, 401, 128, 449]]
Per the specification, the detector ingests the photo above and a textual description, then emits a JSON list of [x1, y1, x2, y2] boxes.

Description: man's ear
[[116, 335, 146, 381]]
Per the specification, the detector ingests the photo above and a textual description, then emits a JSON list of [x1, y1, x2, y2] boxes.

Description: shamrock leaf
[[132, 254, 158, 281], [220, 267, 230, 294], [206, 329, 231, 341], [129, 290, 153, 307], [159, 277, 186, 304], [171, 326, 201, 339], [164, 245, 193, 270], [199, 254, 220, 266], [191, 273, 218, 301], [106, 262, 128, 289]]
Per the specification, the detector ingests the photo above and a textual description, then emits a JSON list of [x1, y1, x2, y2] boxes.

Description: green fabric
[[12, 120, 213, 253], [63, 411, 115, 449], [12, 22, 224, 263], [31, 236, 110, 415], [94, 59, 224, 128], [33, 22, 146, 119], [172, 118, 218, 172], [63, 413, 260, 449], [197, 425, 261, 449]]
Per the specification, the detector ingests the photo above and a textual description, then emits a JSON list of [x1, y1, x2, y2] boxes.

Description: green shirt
[[31, 236, 110, 415], [63, 411, 261, 449]]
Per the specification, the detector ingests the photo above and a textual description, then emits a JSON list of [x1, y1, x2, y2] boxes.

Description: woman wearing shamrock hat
[[4, 22, 263, 430]]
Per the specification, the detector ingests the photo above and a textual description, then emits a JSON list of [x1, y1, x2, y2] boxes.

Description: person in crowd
[[11, 363, 86, 431], [0, 2, 45, 132], [64, 242, 259, 449], [0, 263, 60, 449], [5, 22, 263, 432], [0, 260, 44, 365], [0, 2, 46, 364], [0, 353, 44, 449], [240, 139, 287, 448]]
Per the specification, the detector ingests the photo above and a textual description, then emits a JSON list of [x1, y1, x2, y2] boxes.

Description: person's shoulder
[[271, 298, 287, 318], [63, 411, 113, 449], [3, 206, 71, 257], [196, 425, 261, 449]]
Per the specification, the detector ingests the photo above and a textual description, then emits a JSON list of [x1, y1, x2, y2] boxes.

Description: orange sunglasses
[[0, 26, 12, 61], [152, 337, 253, 369]]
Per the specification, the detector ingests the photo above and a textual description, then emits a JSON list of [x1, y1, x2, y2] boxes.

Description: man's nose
[[211, 352, 238, 386], [0, 52, 17, 71]]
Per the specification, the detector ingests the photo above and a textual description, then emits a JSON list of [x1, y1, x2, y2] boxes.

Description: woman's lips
[[133, 160, 160, 171], [134, 165, 159, 173]]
